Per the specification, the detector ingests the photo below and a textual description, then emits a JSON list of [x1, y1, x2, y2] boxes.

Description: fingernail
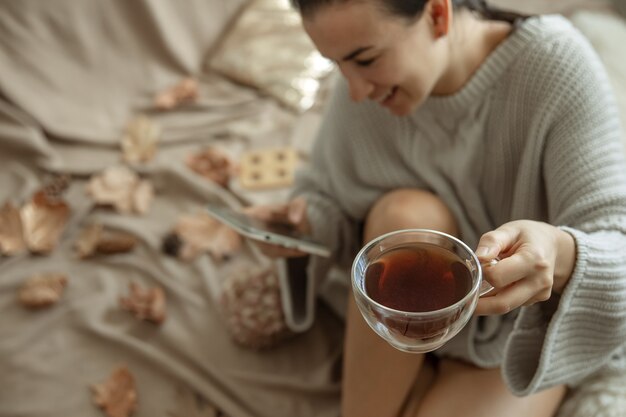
[[476, 246, 490, 257]]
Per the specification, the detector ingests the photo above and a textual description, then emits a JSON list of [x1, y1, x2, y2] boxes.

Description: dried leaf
[[74, 223, 103, 258], [21, 190, 70, 254], [186, 147, 234, 188], [87, 166, 154, 215], [131, 180, 154, 215], [0, 202, 26, 256], [174, 212, 242, 261], [120, 282, 166, 325], [91, 366, 138, 417], [96, 231, 137, 254], [154, 77, 199, 110], [75, 224, 137, 258], [87, 166, 136, 213], [18, 272, 68, 308], [168, 386, 220, 417], [121, 116, 160, 164]]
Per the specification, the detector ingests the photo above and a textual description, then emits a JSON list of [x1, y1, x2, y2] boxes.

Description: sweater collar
[[415, 16, 546, 116]]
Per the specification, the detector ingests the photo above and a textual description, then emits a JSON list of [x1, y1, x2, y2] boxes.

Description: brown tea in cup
[[365, 243, 472, 312], [352, 229, 490, 353]]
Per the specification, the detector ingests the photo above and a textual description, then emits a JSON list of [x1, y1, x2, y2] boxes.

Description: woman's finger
[[484, 249, 541, 288], [474, 280, 538, 316], [475, 226, 519, 262], [243, 204, 289, 223], [288, 197, 307, 224]]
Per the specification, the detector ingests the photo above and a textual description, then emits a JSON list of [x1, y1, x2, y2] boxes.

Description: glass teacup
[[351, 229, 493, 353]]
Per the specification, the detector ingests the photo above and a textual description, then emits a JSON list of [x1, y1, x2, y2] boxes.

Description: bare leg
[[415, 359, 566, 417], [342, 189, 459, 417]]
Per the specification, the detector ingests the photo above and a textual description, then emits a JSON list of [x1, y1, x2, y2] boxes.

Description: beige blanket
[[1, 1, 624, 417], [0, 1, 342, 416]]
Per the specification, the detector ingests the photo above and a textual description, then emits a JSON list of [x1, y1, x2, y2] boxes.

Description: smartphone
[[205, 203, 331, 258]]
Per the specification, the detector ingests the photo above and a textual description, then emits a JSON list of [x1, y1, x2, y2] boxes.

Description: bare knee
[[363, 189, 458, 243]]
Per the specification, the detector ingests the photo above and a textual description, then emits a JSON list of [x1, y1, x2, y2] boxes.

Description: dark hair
[[291, 0, 527, 24]]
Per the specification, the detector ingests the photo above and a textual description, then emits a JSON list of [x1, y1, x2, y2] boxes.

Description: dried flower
[[87, 166, 154, 215], [96, 232, 137, 255], [185, 147, 234, 188], [21, 190, 70, 254], [74, 223, 103, 258], [171, 212, 242, 261], [121, 116, 160, 164], [2, 176, 71, 256], [18, 273, 68, 308], [0, 202, 26, 256], [120, 282, 166, 325], [75, 223, 137, 258], [154, 77, 199, 110], [91, 366, 138, 417]]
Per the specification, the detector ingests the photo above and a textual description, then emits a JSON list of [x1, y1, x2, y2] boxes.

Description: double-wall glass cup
[[351, 229, 494, 353]]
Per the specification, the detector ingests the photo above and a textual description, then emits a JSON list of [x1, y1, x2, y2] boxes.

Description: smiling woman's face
[[303, 0, 448, 116]]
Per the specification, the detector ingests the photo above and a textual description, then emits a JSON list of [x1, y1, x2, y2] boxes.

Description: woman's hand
[[243, 197, 311, 258], [474, 220, 576, 316]]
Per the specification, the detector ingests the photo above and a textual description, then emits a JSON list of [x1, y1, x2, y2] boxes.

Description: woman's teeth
[[371, 87, 397, 104]]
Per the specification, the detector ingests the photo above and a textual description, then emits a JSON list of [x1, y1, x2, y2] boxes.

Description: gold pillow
[[209, 0, 334, 112]]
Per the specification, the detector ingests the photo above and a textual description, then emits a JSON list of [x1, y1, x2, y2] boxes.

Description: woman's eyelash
[[355, 57, 376, 67]]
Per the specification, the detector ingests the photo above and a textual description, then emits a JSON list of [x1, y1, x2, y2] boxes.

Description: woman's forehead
[[303, 1, 396, 36], [302, 2, 391, 57], [303, 1, 413, 47]]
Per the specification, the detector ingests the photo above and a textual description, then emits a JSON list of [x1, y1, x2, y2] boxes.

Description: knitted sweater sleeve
[[502, 29, 626, 395]]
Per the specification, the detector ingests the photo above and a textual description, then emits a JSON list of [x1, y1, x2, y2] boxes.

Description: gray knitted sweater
[[292, 15, 626, 396]]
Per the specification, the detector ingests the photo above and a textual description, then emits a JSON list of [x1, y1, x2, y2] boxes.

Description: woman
[[249, 0, 626, 415]]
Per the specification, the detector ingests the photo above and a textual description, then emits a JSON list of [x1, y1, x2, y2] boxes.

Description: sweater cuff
[[303, 192, 341, 256], [503, 227, 591, 395]]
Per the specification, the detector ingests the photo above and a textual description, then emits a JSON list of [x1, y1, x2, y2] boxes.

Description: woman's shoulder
[[505, 15, 611, 99], [513, 15, 604, 73], [519, 14, 585, 44]]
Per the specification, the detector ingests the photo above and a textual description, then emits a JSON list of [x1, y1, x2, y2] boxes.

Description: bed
[[0, 1, 623, 416]]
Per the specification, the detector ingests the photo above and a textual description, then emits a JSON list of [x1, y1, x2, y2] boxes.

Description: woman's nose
[[340, 65, 374, 102]]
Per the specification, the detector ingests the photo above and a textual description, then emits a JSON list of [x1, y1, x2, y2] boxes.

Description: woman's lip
[[371, 89, 392, 102], [382, 86, 398, 106]]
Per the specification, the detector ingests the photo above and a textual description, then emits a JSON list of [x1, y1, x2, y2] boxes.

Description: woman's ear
[[428, 0, 452, 38]]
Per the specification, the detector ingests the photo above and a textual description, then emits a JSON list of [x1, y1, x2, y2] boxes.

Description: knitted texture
[[293, 15, 626, 396], [555, 368, 626, 417]]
